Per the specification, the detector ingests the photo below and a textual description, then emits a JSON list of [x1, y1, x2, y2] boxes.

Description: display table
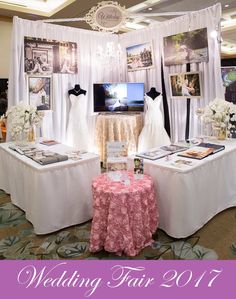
[[128, 139, 236, 238], [95, 113, 143, 163], [0, 142, 101, 234], [90, 171, 158, 256]]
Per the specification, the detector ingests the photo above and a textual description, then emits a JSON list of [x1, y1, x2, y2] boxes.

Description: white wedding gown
[[66, 94, 89, 150], [138, 94, 170, 152]]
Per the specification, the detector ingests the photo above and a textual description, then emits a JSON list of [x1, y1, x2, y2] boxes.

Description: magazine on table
[[136, 144, 188, 160]]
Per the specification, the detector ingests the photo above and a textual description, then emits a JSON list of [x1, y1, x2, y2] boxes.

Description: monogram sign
[[85, 1, 127, 32], [95, 6, 123, 28]]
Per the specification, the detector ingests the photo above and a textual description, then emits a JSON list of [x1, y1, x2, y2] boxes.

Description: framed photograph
[[24, 36, 78, 74], [27, 75, 52, 110], [164, 28, 209, 66], [221, 66, 236, 87], [169, 72, 202, 99], [126, 41, 154, 72]]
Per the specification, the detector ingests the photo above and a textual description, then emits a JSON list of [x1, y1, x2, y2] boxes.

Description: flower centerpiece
[[201, 98, 236, 140], [5, 104, 43, 142]]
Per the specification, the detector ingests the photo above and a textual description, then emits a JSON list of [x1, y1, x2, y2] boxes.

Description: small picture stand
[[134, 157, 144, 179]]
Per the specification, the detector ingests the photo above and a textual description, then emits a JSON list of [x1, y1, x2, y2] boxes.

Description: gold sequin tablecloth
[[95, 113, 143, 163]]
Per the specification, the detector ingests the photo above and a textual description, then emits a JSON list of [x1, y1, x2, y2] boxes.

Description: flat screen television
[[93, 82, 145, 112]]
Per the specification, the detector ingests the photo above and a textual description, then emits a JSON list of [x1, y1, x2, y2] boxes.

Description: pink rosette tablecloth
[[90, 171, 158, 256]]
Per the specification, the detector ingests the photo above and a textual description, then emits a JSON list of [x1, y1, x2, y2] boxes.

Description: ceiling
[[0, 0, 235, 57]]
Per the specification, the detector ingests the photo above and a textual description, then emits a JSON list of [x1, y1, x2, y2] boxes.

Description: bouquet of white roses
[[6, 104, 43, 139], [202, 98, 236, 136]]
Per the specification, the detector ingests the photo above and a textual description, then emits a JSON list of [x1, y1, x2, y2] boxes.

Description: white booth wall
[[8, 17, 119, 149], [8, 3, 223, 146], [119, 3, 224, 142]]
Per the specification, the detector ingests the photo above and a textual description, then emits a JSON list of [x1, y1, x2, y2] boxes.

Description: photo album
[[136, 144, 188, 160], [178, 142, 225, 160]]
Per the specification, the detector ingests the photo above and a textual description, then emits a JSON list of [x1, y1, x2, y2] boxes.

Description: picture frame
[[27, 75, 52, 110], [169, 72, 202, 99], [126, 41, 154, 72], [24, 36, 78, 74], [221, 66, 236, 87], [163, 28, 209, 66]]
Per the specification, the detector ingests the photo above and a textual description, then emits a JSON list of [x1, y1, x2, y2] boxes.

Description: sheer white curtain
[[119, 3, 223, 142], [8, 4, 223, 145], [8, 17, 119, 148], [158, 3, 223, 142]]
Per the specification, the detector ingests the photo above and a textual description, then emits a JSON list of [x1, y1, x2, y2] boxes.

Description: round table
[[89, 171, 158, 256]]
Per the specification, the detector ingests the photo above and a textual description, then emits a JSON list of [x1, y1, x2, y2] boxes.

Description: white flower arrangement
[[201, 98, 236, 136], [6, 104, 43, 139]]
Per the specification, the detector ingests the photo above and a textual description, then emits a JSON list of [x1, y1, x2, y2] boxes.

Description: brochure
[[171, 159, 194, 168]]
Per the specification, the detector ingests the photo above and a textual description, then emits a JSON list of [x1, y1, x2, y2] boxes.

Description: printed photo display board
[[24, 37, 78, 75]]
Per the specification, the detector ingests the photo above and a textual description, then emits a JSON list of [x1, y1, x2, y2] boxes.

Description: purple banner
[[0, 261, 235, 298]]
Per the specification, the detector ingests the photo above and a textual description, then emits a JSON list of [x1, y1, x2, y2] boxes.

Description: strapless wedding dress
[[66, 94, 89, 150], [138, 95, 170, 152]]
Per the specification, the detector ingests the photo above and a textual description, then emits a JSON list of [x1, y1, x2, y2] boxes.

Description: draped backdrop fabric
[[8, 3, 223, 145]]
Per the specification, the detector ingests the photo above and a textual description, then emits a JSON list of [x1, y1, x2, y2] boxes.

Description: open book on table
[[178, 142, 225, 160], [136, 144, 188, 160]]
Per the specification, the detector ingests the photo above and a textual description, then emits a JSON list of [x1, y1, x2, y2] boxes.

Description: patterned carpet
[[0, 189, 236, 260]]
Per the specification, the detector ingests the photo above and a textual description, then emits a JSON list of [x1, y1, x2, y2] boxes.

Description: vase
[[217, 127, 227, 140], [14, 131, 29, 146], [14, 125, 36, 146], [27, 126, 36, 143]]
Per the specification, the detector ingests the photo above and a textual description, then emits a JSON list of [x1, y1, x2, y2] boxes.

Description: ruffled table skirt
[[90, 171, 158, 256]]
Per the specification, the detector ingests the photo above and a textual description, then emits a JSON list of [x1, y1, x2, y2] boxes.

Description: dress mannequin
[[146, 87, 161, 100], [138, 88, 170, 151], [66, 84, 89, 150], [68, 84, 86, 96]]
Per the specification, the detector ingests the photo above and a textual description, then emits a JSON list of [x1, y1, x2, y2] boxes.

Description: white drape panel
[[118, 4, 222, 142], [8, 4, 222, 145], [158, 3, 223, 142], [8, 17, 119, 146]]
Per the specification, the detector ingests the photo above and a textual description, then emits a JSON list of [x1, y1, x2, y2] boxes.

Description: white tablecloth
[[0, 143, 101, 234], [128, 139, 236, 238]]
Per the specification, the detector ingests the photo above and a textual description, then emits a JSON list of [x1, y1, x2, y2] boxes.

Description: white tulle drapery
[[8, 3, 223, 145]]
